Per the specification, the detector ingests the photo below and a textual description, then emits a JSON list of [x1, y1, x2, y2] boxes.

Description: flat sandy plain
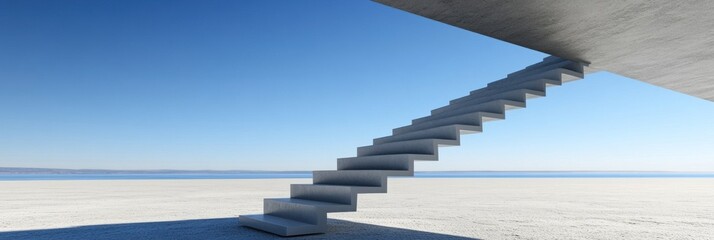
[[1, 178, 713, 240]]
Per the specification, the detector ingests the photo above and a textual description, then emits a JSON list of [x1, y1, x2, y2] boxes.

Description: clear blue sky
[[1, 0, 713, 171]]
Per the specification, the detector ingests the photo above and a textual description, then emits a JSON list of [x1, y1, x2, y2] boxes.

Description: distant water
[[0, 173, 312, 181], [1, 172, 713, 181]]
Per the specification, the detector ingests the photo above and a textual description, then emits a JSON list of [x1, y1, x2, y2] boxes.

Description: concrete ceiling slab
[[375, 0, 714, 101]]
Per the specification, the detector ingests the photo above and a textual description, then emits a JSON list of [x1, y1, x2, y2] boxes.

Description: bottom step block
[[239, 214, 325, 236]]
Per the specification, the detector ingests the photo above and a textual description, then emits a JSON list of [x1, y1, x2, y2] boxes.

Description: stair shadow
[[0, 218, 480, 240]]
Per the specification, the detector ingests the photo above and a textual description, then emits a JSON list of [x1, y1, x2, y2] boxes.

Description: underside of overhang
[[375, 0, 714, 101]]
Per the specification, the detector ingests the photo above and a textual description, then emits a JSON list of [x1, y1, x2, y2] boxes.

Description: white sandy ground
[[1, 178, 713, 240]]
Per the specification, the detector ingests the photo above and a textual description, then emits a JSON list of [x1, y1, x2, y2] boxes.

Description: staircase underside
[[375, 0, 714, 102]]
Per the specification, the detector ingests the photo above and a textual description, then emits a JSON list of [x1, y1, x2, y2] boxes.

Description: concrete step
[[265, 198, 354, 215], [488, 67, 583, 88], [394, 112, 504, 135], [290, 184, 384, 205], [510, 56, 562, 72], [313, 170, 389, 187], [507, 57, 582, 79], [337, 154, 424, 173], [561, 68, 584, 82], [263, 198, 329, 225], [450, 77, 554, 106], [420, 100, 526, 125], [374, 124, 481, 145], [516, 56, 565, 71], [448, 87, 545, 108], [357, 139, 458, 156], [431, 98, 511, 116], [480, 72, 563, 95], [239, 214, 323, 236]]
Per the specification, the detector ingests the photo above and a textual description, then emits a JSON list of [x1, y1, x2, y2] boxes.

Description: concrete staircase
[[239, 56, 586, 236]]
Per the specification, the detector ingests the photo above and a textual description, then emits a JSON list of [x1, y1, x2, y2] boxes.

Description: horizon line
[[2, 167, 714, 174]]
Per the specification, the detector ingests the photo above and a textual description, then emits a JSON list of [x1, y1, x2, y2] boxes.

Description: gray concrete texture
[[375, 0, 714, 101], [239, 57, 586, 236]]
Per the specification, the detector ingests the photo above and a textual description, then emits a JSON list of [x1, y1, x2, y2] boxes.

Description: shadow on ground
[[0, 218, 479, 240]]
